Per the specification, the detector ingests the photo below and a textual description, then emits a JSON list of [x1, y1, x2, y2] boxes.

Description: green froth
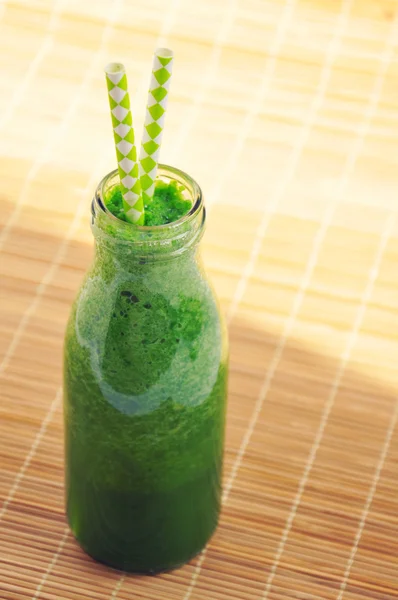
[[105, 179, 192, 226]]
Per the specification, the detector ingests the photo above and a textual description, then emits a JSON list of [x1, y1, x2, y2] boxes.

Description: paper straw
[[104, 63, 144, 225], [139, 48, 174, 205]]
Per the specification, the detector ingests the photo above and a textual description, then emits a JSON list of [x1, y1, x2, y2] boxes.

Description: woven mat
[[1, 0, 397, 598]]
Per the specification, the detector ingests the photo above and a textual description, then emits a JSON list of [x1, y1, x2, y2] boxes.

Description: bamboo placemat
[[1, 0, 397, 598]]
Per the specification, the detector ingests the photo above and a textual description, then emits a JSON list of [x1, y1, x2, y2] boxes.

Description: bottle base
[[68, 520, 217, 575], [65, 465, 222, 574]]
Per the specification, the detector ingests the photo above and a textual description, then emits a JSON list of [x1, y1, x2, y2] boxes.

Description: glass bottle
[[63, 165, 228, 573]]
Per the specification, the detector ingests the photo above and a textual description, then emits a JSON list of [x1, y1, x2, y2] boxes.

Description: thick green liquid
[[64, 182, 228, 572], [105, 180, 192, 225]]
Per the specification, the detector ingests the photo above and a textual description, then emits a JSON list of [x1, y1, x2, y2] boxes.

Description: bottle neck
[[93, 236, 203, 278], [91, 165, 205, 268]]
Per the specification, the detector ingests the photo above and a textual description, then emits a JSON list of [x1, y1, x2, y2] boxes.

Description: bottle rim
[[93, 164, 203, 232]]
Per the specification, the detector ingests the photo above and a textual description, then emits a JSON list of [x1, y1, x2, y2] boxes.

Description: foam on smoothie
[[105, 180, 192, 225]]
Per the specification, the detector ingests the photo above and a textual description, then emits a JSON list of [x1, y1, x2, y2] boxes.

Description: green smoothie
[[64, 167, 228, 573], [105, 179, 192, 225]]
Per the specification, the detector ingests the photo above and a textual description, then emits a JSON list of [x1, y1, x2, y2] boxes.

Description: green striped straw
[[139, 48, 174, 205], [104, 62, 144, 225]]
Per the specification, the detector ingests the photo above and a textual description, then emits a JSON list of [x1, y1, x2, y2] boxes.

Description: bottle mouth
[[93, 164, 203, 231], [91, 165, 205, 260]]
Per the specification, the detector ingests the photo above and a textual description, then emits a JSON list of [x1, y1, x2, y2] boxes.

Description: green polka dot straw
[[139, 48, 174, 205], [104, 63, 144, 225]]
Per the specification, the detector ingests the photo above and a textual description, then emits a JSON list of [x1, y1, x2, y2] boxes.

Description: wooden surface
[[1, 0, 398, 598]]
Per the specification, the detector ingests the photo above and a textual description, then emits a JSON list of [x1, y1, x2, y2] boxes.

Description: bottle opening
[[101, 167, 198, 228]]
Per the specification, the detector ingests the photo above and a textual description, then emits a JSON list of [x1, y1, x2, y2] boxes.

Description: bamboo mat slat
[[0, 0, 397, 599]]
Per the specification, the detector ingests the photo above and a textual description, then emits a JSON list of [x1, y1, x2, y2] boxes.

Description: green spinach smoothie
[[105, 178, 192, 226], [64, 166, 228, 573]]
